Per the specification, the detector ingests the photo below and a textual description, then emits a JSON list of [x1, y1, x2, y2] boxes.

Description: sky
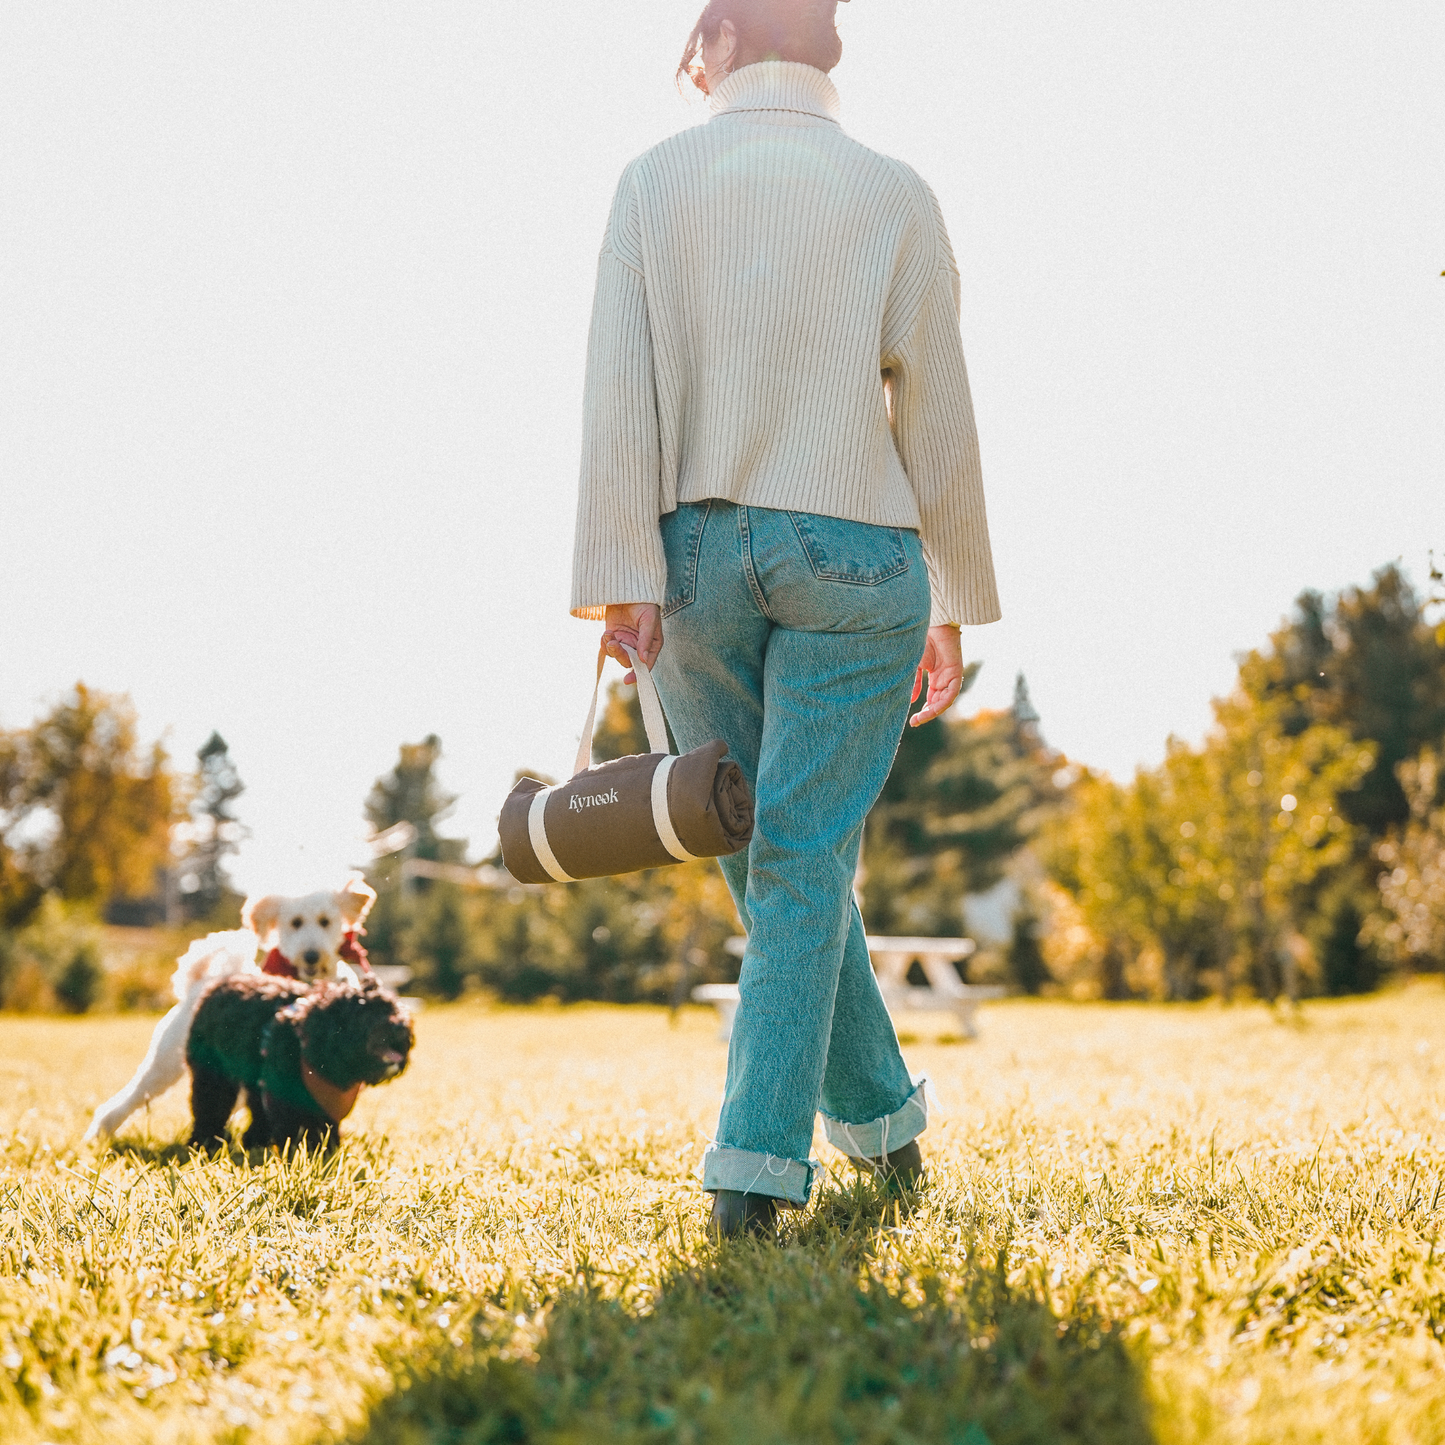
[[2, 1, 1442, 896]]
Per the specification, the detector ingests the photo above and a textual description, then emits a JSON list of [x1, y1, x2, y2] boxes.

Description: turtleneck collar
[[709, 61, 842, 126]]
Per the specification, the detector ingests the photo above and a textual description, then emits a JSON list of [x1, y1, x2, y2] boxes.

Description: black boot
[[709, 1189, 781, 1240], [856, 1138, 923, 1193]]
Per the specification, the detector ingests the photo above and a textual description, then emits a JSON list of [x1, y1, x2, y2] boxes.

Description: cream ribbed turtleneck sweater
[[570, 62, 1000, 628]]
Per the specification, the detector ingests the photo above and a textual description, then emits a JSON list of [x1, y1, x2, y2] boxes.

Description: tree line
[[0, 687, 245, 1011], [1045, 564, 1445, 999], [3, 559, 1442, 1011], [338, 560, 1445, 1005]]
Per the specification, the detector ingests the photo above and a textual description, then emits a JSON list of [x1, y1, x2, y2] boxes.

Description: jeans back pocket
[[660, 502, 710, 617], [787, 511, 911, 586]]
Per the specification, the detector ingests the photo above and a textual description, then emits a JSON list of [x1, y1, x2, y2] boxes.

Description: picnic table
[[692, 936, 1004, 1041], [370, 963, 422, 1012], [691, 983, 743, 1041]]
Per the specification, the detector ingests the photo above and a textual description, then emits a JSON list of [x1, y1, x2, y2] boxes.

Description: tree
[[1240, 564, 1445, 834], [1202, 692, 1373, 998], [860, 670, 1067, 939], [0, 730, 41, 927], [1045, 690, 1373, 1000], [365, 735, 466, 866], [177, 732, 247, 922], [466, 860, 741, 1005], [1235, 564, 1443, 988], [1372, 746, 1445, 971], [0, 685, 178, 924], [410, 886, 472, 999], [363, 735, 469, 973], [1316, 889, 1379, 996], [1046, 758, 1228, 1001], [0, 895, 106, 1013], [1006, 905, 1051, 995], [1051, 562, 1441, 1001]]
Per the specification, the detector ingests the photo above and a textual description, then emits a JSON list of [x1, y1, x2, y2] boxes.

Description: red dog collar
[[261, 930, 372, 980], [339, 930, 372, 973], [261, 948, 298, 979]]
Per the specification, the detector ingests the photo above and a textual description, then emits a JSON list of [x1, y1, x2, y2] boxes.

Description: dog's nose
[[303, 949, 321, 967]]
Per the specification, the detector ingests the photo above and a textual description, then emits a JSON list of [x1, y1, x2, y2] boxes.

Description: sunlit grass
[[3, 989, 1444, 1442]]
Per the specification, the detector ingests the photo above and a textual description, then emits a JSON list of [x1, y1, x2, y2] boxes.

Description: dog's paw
[[84, 1104, 123, 1143]]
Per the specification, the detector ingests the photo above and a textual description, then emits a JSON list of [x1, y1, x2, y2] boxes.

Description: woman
[[571, 0, 1000, 1237]]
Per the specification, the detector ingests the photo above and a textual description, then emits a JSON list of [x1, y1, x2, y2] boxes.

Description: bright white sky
[[2, 1, 1442, 895]]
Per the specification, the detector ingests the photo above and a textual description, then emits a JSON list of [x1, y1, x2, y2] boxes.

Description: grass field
[[3, 989, 1445, 1444]]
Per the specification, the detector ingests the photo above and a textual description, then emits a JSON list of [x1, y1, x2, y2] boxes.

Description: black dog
[[185, 974, 413, 1151]]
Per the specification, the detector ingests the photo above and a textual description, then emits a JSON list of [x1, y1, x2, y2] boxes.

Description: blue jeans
[[653, 501, 933, 1205]]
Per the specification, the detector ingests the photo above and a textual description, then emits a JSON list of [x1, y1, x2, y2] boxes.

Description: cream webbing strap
[[623, 643, 673, 765], [651, 754, 699, 863], [623, 646, 698, 863], [571, 643, 670, 778], [528, 643, 694, 883], [527, 788, 574, 883]]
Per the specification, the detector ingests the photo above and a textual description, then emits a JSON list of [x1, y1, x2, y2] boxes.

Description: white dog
[[242, 877, 377, 985], [84, 876, 376, 1143]]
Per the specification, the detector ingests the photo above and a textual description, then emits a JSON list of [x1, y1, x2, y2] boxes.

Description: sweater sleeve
[[569, 168, 665, 621], [882, 193, 1001, 628]]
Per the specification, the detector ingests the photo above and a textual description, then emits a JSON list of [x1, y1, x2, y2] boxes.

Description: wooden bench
[[693, 935, 1003, 1042]]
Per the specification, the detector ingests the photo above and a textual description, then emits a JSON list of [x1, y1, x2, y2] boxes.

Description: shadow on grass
[[106, 1133, 304, 1171], [349, 1181, 1156, 1445], [107, 1136, 198, 1167]]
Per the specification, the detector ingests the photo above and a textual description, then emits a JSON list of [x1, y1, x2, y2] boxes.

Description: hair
[[678, 0, 843, 95]]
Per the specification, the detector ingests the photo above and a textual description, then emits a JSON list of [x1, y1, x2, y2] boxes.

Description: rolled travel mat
[[499, 644, 754, 884]]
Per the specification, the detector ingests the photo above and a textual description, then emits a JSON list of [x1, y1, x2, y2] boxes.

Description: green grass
[[3, 990, 1445, 1443]]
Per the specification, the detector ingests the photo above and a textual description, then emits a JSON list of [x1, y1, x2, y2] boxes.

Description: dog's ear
[[334, 874, 377, 928], [243, 894, 284, 942]]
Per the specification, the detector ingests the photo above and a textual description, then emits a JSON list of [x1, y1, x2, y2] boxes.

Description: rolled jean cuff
[[822, 1078, 930, 1160], [700, 1143, 818, 1206]]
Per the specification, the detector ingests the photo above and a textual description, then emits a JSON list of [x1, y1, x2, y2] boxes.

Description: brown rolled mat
[[670, 739, 754, 857], [500, 740, 754, 885]]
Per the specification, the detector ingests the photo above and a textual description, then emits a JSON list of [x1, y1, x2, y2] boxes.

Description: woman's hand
[[910, 624, 965, 727], [603, 603, 663, 682]]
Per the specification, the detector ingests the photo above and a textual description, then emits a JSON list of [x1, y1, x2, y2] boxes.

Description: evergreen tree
[[358, 885, 411, 976], [1316, 893, 1379, 996], [1006, 906, 1052, 995], [860, 668, 1066, 938], [181, 732, 246, 922], [363, 735, 468, 974], [1237, 563, 1443, 986], [411, 887, 471, 999], [1241, 564, 1445, 833], [364, 734, 465, 866]]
